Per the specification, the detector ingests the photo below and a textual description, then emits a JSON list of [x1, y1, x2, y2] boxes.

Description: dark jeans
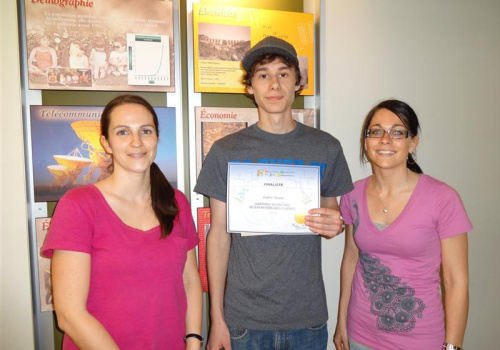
[[229, 323, 328, 350]]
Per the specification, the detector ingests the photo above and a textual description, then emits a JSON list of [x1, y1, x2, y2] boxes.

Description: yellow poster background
[[193, 4, 314, 95]]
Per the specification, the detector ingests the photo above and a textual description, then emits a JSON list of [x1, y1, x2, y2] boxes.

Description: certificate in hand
[[227, 163, 320, 235]]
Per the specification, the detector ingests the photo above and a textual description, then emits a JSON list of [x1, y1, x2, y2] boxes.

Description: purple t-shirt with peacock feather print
[[340, 175, 472, 350]]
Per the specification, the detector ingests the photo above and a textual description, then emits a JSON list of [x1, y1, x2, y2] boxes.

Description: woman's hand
[[333, 321, 350, 350]]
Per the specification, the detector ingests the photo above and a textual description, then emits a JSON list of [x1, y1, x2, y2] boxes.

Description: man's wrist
[[209, 308, 225, 323], [210, 315, 227, 327]]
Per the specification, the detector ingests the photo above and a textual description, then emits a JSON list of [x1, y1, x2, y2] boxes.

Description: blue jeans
[[229, 323, 328, 350]]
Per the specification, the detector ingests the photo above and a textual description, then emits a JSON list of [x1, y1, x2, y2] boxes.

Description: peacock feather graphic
[[359, 253, 426, 333]]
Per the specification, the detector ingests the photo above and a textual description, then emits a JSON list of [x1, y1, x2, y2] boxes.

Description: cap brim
[[242, 47, 299, 72]]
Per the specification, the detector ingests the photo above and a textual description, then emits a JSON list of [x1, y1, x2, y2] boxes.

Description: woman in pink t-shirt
[[43, 95, 203, 349], [334, 100, 472, 350]]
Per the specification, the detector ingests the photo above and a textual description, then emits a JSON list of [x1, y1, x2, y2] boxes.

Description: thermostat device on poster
[[127, 33, 170, 86]]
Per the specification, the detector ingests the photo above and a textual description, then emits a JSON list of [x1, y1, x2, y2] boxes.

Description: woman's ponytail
[[150, 162, 178, 238], [407, 153, 423, 174]]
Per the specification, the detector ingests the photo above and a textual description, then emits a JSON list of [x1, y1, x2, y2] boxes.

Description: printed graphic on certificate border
[[30, 105, 178, 202], [24, 0, 174, 91], [193, 3, 314, 95], [227, 163, 320, 235], [195, 107, 315, 177]]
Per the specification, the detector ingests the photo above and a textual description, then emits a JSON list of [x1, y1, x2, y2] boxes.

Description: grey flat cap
[[241, 36, 298, 72]]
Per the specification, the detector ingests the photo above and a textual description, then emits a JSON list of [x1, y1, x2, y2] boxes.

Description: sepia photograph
[[198, 23, 250, 62]]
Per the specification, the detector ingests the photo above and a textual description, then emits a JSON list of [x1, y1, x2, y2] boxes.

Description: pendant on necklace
[[382, 208, 388, 213]]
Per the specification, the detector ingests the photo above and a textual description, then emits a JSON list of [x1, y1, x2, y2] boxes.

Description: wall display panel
[[30, 105, 178, 202], [18, 1, 185, 347], [195, 106, 315, 177], [197, 207, 210, 293], [35, 217, 53, 312], [24, 0, 175, 92], [193, 3, 314, 95]]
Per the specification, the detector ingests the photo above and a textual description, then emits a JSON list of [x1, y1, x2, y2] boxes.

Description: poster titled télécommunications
[[30, 105, 178, 202]]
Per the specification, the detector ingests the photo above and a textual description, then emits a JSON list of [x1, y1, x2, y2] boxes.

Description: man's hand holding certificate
[[227, 163, 320, 235]]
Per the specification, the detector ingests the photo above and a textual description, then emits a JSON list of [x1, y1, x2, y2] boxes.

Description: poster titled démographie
[[24, 0, 175, 91]]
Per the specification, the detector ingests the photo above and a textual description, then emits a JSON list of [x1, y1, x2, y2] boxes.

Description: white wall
[[1, 1, 36, 349], [320, 0, 500, 348]]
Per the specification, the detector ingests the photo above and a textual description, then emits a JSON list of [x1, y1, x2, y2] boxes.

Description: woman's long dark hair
[[101, 94, 178, 238], [360, 99, 423, 174]]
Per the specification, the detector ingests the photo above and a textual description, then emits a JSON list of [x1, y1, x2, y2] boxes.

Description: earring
[[407, 152, 416, 164]]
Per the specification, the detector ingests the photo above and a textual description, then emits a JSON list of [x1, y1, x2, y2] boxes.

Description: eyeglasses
[[365, 128, 411, 139]]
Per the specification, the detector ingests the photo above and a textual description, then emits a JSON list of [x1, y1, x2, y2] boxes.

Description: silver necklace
[[376, 191, 399, 213]]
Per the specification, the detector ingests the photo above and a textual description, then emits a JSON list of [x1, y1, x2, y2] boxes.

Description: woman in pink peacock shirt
[[334, 99, 472, 350]]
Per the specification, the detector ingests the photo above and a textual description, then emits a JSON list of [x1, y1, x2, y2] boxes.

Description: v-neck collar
[[90, 184, 160, 235], [362, 174, 424, 234]]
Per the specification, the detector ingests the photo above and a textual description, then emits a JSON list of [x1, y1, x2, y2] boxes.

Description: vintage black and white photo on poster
[[198, 23, 250, 62]]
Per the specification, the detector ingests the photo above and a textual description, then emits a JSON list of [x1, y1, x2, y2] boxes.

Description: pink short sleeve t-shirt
[[42, 184, 199, 350], [340, 175, 472, 350]]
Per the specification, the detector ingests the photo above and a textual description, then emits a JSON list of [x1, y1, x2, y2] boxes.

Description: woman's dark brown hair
[[101, 94, 178, 238], [360, 99, 423, 174]]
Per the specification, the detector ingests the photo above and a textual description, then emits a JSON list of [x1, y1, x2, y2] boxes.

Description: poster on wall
[[30, 105, 177, 202], [192, 4, 314, 95], [24, 0, 175, 92], [195, 107, 315, 176], [197, 207, 210, 293], [35, 217, 53, 312]]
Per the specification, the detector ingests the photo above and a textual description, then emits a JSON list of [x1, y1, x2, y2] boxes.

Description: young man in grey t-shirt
[[195, 36, 353, 350]]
